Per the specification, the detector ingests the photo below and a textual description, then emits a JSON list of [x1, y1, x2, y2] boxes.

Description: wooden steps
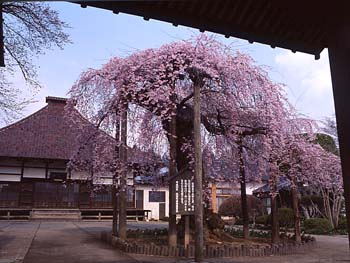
[[30, 209, 81, 220]]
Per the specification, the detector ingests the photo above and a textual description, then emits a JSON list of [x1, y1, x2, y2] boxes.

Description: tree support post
[[184, 215, 190, 257], [291, 180, 301, 243], [193, 76, 204, 262], [328, 24, 350, 249], [168, 111, 178, 247], [271, 171, 279, 244], [112, 113, 120, 236], [238, 139, 249, 239], [118, 101, 128, 240]]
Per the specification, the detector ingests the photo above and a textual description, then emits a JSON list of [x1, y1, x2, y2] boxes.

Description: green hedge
[[255, 215, 269, 225], [338, 217, 348, 230], [263, 208, 294, 228], [278, 208, 294, 228], [303, 218, 333, 234]]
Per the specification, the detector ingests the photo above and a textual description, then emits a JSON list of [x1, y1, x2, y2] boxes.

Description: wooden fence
[[101, 231, 317, 258]]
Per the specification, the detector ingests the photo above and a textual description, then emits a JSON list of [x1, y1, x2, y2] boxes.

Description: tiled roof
[[0, 97, 110, 160]]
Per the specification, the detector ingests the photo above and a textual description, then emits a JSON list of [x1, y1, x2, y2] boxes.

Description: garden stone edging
[[100, 231, 317, 258]]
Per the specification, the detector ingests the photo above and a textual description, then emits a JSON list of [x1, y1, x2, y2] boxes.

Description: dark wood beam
[[328, 24, 350, 249], [0, 2, 4, 67], [75, 1, 324, 58]]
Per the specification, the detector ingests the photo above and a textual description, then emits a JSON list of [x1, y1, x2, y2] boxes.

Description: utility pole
[[118, 100, 127, 239], [193, 73, 203, 262]]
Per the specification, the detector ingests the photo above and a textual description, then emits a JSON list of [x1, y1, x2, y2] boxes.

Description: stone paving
[[0, 221, 40, 263], [0, 221, 349, 263]]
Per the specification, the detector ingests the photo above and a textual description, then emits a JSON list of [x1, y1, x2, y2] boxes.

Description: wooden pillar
[[168, 110, 177, 247], [291, 180, 301, 243], [271, 172, 279, 244], [193, 76, 204, 262], [238, 139, 249, 239], [112, 113, 120, 236], [211, 182, 217, 213], [0, 2, 4, 67], [328, 24, 350, 249], [184, 215, 190, 255], [118, 101, 127, 240]]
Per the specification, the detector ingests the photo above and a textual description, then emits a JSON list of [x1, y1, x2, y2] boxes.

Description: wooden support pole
[[291, 180, 301, 243], [118, 101, 127, 240], [238, 139, 249, 239], [184, 215, 190, 255], [168, 110, 178, 247], [0, 3, 4, 67], [112, 113, 120, 236], [271, 174, 280, 244], [211, 182, 217, 213], [193, 76, 204, 262], [328, 24, 350, 249]]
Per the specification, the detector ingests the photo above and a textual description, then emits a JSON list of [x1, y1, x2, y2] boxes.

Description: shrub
[[266, 208, 294, 228], [161, 216, 169, 222], [224, 227, 271, 238], [218, 194, 266, 218], [206, 210, 226, 230], [127, 228, 168, 238], [303, 218, 333, 234], [278, 208, 294, 229], [235, 217, 243, 225], [255, 215, 269, 225], [338, 217, 348, 230]]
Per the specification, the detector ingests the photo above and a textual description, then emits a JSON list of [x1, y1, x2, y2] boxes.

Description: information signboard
[[171, 170, 195, 215]]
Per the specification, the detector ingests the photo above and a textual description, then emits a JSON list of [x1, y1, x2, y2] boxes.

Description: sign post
[[171, 170, 195, 255]]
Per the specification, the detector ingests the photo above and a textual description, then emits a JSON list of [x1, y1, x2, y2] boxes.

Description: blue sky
[[11, 2, 335, 126]]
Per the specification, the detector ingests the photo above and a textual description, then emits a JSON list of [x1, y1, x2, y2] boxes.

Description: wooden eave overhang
[[74, 0, 350, 59]]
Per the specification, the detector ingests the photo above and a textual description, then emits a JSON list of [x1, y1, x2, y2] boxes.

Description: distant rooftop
[[45, 96, 68, 104]]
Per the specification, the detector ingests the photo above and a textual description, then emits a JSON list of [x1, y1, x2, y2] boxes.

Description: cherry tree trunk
[[112, 113, 120, 236], [238, 141, 249, 239], [168, 111, 177, 247], [118, 102, 127, 240], [194, 77, 204, 262], [291, 182, 301, 243]]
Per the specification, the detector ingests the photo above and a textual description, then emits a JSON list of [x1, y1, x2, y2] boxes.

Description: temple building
[[0, 96, 169, 220]]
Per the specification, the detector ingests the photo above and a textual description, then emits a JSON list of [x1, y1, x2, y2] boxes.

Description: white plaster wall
[[23, 167, 46, 178], [135, 185, 169, 220], [0, 174, 21, 182], [93, 177, 113, 185], [246, 183, 265, 195], [71, 170, 91, 180]]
